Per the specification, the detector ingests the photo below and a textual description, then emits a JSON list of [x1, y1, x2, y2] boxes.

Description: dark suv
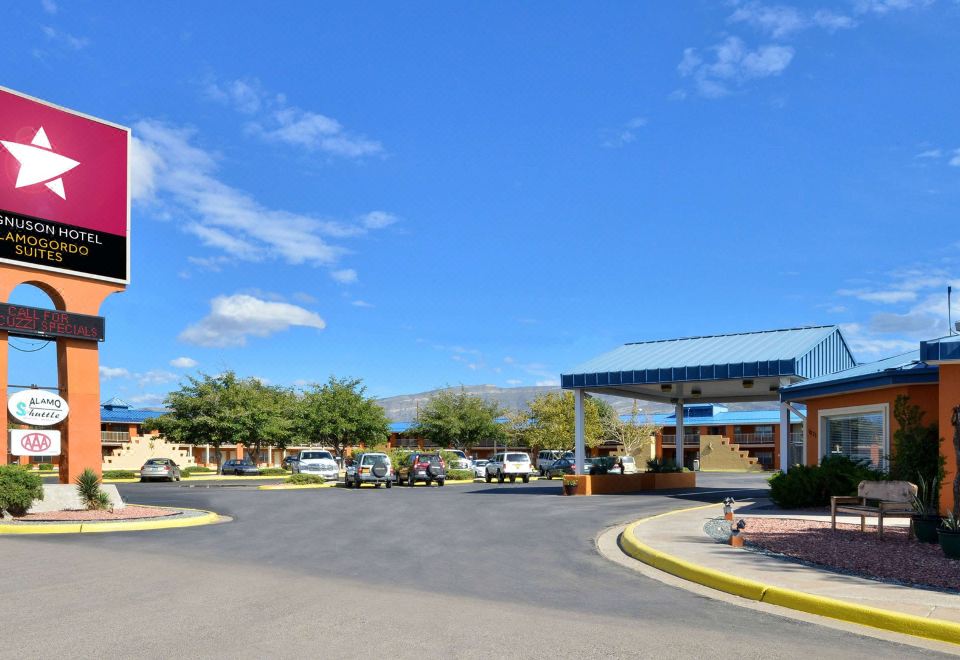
[[396, 453, 446, 487]]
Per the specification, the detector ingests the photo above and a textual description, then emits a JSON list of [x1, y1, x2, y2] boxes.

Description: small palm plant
[[76, 469, 111, 510], [911, 474, 939, 517], [941, 512, 960, 533]]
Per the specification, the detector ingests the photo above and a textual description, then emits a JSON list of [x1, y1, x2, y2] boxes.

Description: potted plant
[[911, 474, 941, 544], [939, 512, 960, 560], [562, 475, 578, 496]]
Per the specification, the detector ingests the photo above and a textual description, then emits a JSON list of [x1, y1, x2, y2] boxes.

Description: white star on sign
[[0, 127, 80, 200]]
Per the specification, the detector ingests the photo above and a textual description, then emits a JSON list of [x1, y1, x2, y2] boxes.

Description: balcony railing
[[734, 433, 775, 445], [100, 431, 130, 443], [661, 433, 701, 447]]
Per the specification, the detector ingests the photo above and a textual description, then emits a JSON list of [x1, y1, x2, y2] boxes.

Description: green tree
[[605, 400, 660, 459], [890, 394, 943, 494], [295, 376, 390, 458], [147, 371, 247, 468], [233, 380, 297, 465], [525, 391, 612, 451], [408, 388, 505, 451]]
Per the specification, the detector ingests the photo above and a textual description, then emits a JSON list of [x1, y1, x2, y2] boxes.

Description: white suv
[[485, 452, 533, 484], [536, 450, 573, 476], [293, 450, 339, 480]]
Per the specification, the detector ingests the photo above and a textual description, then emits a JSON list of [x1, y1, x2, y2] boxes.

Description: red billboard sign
[[0, 86, 129, 284]]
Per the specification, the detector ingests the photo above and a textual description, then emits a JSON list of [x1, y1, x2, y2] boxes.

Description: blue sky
[[3, 0, 958, 404]]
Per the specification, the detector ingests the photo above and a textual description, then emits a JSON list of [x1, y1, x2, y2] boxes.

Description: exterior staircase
[[698, 434, 763, 472], [102, 435, 197, 471]]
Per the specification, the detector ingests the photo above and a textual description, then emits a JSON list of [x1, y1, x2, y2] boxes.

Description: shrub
[[0, 465, 44, 517], [102, 470, 137, 480], [76, 468, 111, 510], [259, 467, 287, 476], [889, 395, 944, 496], [182, 466, 215, 474], [768, 455, 885, 508], [286, 473, 325, 485], [646, 458, 681, 473], [37, 463, 54, 471], [447, 469, 475, 481]]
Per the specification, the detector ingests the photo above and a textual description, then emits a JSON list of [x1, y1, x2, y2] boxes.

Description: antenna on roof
[[950, 286, 955, 336]]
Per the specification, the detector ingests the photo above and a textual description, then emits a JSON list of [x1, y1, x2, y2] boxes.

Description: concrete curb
[[619, 504, 960, 646], [0, 505, 223, 535]]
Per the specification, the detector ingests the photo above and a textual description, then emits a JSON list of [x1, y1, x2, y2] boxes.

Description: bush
[[183, 466, 215, 473], [768, 455, 885, 508], [37, 463, 54, 471], [0, 465, 44, 516], [259, 467, 287, 476], [646, 458, 681, 473], [889, 395, 944, 495], [102, 470, 137, 480], [76, 468, 111, 510], [447, 469, 475, 481], [286, 473, 325, 485]]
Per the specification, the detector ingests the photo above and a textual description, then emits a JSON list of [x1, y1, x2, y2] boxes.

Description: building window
[[819, 405, 887, 470]]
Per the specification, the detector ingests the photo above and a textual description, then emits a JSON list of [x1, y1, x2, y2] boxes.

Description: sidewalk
[[622, 500, 960, 642]]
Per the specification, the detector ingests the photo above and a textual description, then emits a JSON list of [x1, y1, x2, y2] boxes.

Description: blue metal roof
[[100, 405, 167, 424], [780, 350, 938, 401], [920, 335, 960, 363], [561, 325, 855, 389], [646, 408, 802, 426]]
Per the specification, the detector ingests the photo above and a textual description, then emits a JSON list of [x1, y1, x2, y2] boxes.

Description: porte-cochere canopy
[[561, 325, 855, 404]]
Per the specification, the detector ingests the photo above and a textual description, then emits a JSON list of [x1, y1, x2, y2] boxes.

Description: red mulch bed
[[745, 517, 960, 591], [14, 505, 180, 522]]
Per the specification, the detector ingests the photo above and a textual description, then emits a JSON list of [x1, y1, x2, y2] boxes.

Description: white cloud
[[41, 0, 57, 15], [127, 393, 166, 407], [131, 120, 395, 270], [100, 366, 130, 379], [915, 148, 942, 159], [678, 37, 794, 98], [331, 268, 358, 284], [854, 0, 933, 15], [40, 25, 88, 50], [950, 149, 960, 167], [837, 288, 917, 304], [351, 300, 374, 308], [601, 116, 648, 148], [170, 357, 198, 368], [536, 379, 561, 387], [179, 294, 326, 347], [206, 77, 383, 158], [138, 370, 179, 387], [729, 3, 856, 37], [506, 379, 522, 386]]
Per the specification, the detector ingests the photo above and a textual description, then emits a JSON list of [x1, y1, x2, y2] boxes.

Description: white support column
[[574, 388, 586, 474], [779, 401, 790, 473], [785, 402, 808, 467], [205, 444, 210, 466], [675, 399, 684, 469]]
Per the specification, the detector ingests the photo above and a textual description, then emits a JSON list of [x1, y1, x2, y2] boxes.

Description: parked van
[[536, 450, 564, 475]]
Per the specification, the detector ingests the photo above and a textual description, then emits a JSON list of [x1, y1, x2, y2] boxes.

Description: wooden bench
[[830, 480, 917, 537]]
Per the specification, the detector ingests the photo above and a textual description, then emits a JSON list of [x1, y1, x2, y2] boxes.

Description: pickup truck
[[292, 449, 339, 480]]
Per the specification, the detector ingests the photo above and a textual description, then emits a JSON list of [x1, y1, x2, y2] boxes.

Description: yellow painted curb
[[619, 504, 960, 646], [0, 505, 222, 535], [258, 483, 337, 490]]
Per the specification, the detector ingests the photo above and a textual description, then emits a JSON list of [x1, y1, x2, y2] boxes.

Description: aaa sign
[[10, 429, 61, 456], [7, 388, 69, 426]]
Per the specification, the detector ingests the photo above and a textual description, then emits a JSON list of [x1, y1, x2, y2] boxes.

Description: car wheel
[[522, 475, 530, 484], [386, 480, 392, 489], [167, 476, 174, 482], [426, 480, 432, 486], [485, 474, 492, 483], [539, 468, 545, 477], [139, 478, 146, 483], [375, 482, 381, 488], [546, 472, 552, 480], [345, 479, 353, 488], [510, 475, 516, 483], [498, 472, 504, 484], [408, 475, 415, 487], [438, 479, 445, 487]]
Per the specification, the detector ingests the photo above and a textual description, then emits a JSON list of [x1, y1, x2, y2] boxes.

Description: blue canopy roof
[[561, 325, 855, 403]]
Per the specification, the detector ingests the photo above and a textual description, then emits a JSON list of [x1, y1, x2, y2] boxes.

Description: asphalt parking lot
[[0, 473, 946, 659]]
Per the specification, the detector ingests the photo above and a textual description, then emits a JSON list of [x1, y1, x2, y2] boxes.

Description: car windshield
[[474, 460, 488, 465], [362, 455, 388, 465], [238, 460, 254, 466], [450, 450, 466, 458], [301, 452, 332, 460], [144, 459, 169, 465], [563, 452, 575, 459], [506, 453, 529, 462], [621, 456, 635, 464]]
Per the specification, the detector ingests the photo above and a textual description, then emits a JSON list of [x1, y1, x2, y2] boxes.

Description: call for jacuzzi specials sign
[[0, 86, 129, 284], [10, 429, 61, 456], [8, 389, 69, 426]]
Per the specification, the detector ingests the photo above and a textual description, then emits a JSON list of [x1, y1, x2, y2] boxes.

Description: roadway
[[0, 473, 947, 658]]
